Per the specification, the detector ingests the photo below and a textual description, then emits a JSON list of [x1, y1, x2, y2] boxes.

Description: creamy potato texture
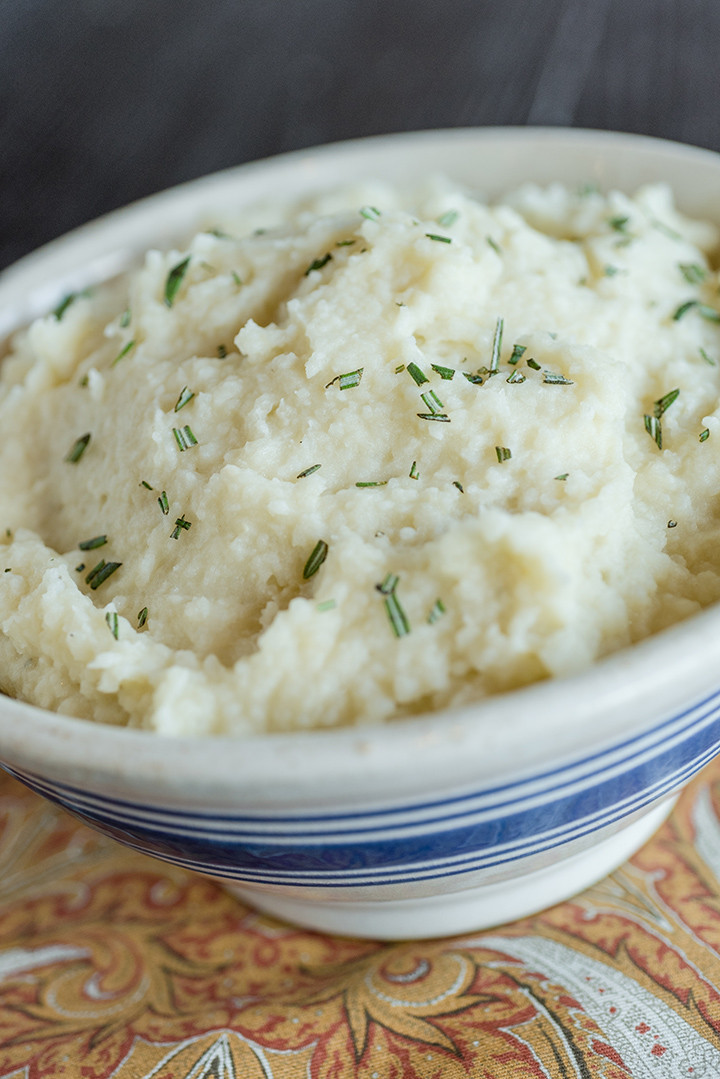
[[1, 181, 720, 734]]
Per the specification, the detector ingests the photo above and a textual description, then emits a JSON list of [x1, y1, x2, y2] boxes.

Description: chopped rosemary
[[336, 238, 356, 247], [407, 362, 429, 386], [700, 428, 710, 442], [297, 464, 322, 478], [173, 425, 198, 451], [305, 252, 332, 276], [75, 563, 85, 573], [164, 256, 191, 307], [356, 480, 388, 487], [495, 446, 512, 462], [453, 481, 464, 493], [486, 236, 501, 255], [174, 386, 195, 412], [316, 599, 336, 612], [463, 372, 483, 385], [384, 589, 410, 638], [436, 209, 459, 228], [53, 292, 79, 320], [326, 367, 364, 390], [420, 389, 444, 414], [376, 572, 399, 595], [508, 344, 526, 365], [654, 388, 679, 417], [65, 433, 91, 463], [673, 300, 697, 321], [409, 460, 419, 480], [303, 539, 328, 579], [112, 339, 135, 366], [427, 598, 446, 624], [137, 606, 148, 628], [171, 515, 192, 539], [85, 560, 121, 590], [700, 348, 717, 366], [78, 535, 107, 551], [526, 358, 541, 371], [417, 412, 450, 422], [425, 233, 452, 244], [673, 300, 719, 323], [140, 480, 153, 490], [105, 611, 119, 640], [158, 490, 169, 515], [554, 473, 569, 481], [679, 262, 707, 284], [431, 364, 455, 380], [490, 317, 504, 374], [644, 413, 662, 449], [507, 369, 526, 384], [360, 206, 381, 220], [543, 372, 574, 385]]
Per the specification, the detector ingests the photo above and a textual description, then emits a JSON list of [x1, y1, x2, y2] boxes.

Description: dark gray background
[[1, 0, 719, 272]]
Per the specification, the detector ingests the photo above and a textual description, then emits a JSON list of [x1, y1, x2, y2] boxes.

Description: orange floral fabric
[[2, 761, 720, 1078]]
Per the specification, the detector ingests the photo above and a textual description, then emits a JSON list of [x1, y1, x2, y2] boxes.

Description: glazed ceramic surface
[[2, 129, 720, 939]]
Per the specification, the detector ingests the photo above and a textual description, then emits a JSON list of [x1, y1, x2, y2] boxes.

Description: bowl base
[[224, 799, 675, 939]]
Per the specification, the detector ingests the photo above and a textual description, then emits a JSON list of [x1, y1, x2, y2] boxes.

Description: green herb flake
[[119, 308, 131, 328], [65, 433, 91, 463], [297, 464, 322, 479], [336, 238, 356, 247], [490, 317, 504, 374], [409, 460, 420, 480], [417, 412, 451, 422], [674, 299, 698, 321], [453, 480, 464, 493], [674, 300, 720, 323], [85, 560, 122, 590], [316, 599, 336, 612], [436, 209, 459, 228], [463, 372, 483, 385], [303, 539, 328, 579], [53, 293, 79, 320], [679, 262, 707, 285], [407, 362, 429, 386], [508, 344, 526, 365], [112, 339, 136, 366], [304, 252, 333, 276], [171, 515, 192, 539], [431, 364, 455, 380], [174, 386, 195, 412], [526, 358, 541, 371], [554, 473, 569, 481], [338, 368, 363, 390], [105, 611, 119, 640], [543, 371, 574, 385], [231, 271, 242, 286], [700, 348, 717, 366], [652, 219, 683, 241], [608, 215, 629, 232], [173, 425, 198, 451], [158, 491, 169, 515], [384, 589, 410, 638], [376, 572, 399, 595], [360, 206, 381, 221], [164, 256, 191, 307], [138, 606, 148, 628], [486, 236, 502, 255], [395, 364, 406, 374], [507, 369, 526, 384], [140, 480, 153, 490], [425, 232, 452, 244], [604, 265, 620, 277], [355, 480, 388, 488], [78, 535, 107, 551], [75, 563, 85, 573], [700, 428, 710, 443], [644, 413, 662, 449], [495, 446, 512, 463], [420, 389, 444, 414], [427, 598, 446, 624], [653, 388, 680, 417]]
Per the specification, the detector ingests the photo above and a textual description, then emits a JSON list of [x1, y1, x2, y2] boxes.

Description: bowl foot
[[224, 799, 674, 939]]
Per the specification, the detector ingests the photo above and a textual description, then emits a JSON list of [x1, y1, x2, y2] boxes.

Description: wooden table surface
[[1, 0, 718, 272]]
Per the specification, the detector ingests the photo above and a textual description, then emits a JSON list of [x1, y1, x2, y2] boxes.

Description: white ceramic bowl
[[2, 128, 720, 940]]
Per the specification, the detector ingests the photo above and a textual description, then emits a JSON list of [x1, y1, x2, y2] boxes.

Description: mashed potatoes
[[1, 179, 719, 735]]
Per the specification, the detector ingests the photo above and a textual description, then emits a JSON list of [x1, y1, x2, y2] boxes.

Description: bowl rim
[[3, 125, 720, 801]]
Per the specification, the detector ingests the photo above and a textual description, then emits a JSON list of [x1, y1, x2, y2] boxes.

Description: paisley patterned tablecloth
[[2, 761, 720, 1078]]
